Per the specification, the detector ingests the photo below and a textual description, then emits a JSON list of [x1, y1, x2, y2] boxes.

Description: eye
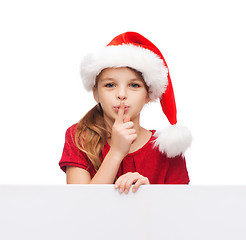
[[130, 83, 140, 88], [105, 83, 115, 88]]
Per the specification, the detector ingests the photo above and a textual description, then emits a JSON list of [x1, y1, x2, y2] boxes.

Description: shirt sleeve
[[164, 155, 190, 184], [59, 124, 90, 173]]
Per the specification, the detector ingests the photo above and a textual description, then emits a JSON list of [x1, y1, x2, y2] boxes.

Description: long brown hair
[[74, 67, 148, 171], [74, 103, 110, 171]]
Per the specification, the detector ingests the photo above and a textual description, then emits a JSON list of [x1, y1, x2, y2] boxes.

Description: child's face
[[93, 67, 150, 127]]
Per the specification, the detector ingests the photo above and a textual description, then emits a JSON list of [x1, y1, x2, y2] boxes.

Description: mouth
[[113, 105, 130, 113]]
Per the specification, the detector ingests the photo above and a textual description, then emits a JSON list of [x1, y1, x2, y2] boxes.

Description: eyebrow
[[100, 78, 115, 82]]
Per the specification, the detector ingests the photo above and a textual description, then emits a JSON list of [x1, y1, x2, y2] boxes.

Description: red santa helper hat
[[80, 32, 192, 157]]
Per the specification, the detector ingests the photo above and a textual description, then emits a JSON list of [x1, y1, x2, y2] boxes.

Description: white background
[[0, 0, 245, 184]]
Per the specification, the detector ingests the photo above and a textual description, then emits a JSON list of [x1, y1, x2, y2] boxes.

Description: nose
[[117, 87, 127, 100]]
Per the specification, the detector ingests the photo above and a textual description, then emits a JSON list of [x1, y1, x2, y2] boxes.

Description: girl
[[59, 32, 192, 193]]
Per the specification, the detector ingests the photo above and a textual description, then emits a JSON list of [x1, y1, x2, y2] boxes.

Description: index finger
[[114, 101, 125, 124]]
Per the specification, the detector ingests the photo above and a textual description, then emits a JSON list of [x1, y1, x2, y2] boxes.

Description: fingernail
[[125, 189, 129, 194]]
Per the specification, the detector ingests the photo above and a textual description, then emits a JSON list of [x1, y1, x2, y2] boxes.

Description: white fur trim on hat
[[80, 44, 168, 101], [153, 125, 192, 158]]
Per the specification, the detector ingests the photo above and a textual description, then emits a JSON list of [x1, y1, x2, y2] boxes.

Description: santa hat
[[80, 32, 192, 157]]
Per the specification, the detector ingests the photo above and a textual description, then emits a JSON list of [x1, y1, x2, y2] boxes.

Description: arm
[[66, 166, 91, 184], [66, 101, 137, 185], [66, 150, 123, 184]]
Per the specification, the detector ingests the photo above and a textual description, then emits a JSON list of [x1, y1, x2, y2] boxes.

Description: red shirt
[[59, 124, 190, 184]]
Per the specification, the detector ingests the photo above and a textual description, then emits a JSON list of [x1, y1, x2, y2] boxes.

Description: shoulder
[[149, 129, 158, 149], [64, 123, 76, 140], [65, 123, 84, 139], [65, 123, 78, 135], [150, 129, 157, 138], [64, 122, 88, 146], [139, 129, 161, 155]]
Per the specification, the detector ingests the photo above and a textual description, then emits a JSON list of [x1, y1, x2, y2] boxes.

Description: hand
[[115, 172, 150, 194], [110, 101, 137, 159]]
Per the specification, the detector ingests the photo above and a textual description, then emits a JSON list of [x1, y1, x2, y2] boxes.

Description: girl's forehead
[[97, 67, 145, 83], [99, 67, 139, 77]]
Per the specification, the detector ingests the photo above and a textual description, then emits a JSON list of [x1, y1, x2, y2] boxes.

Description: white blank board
[[0, 185, 245, 240]]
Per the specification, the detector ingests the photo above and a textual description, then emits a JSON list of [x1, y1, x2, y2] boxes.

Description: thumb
[[123, 115, 130, 123]]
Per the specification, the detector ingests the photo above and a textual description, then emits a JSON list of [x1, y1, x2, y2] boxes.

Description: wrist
[[107, 149, 125, 163]]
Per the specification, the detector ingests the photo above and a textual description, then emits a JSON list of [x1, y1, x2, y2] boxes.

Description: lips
[[113, 105, 130, 113]]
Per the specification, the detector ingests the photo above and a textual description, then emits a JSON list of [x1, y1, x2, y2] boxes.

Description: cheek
[[97, 92, 111, 105], [138, 91, 150, 103]]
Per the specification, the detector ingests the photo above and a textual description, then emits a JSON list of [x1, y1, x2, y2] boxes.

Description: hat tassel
[[153, 125, 192, 158]]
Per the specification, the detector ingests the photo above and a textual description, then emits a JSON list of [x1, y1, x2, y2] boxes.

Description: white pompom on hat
[[80, 32, 192, 157]]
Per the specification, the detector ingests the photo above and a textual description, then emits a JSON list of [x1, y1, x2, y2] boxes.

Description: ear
[[93, 87, 100, 103], [145, 93, 151, 104]]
